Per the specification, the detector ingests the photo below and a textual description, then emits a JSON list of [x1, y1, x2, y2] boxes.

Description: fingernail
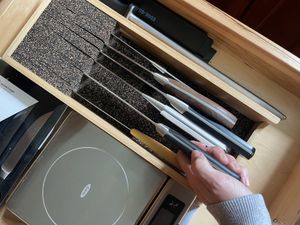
[[246, 178, 250, 187]]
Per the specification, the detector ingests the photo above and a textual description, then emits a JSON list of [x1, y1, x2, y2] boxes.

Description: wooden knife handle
[[130, 129, 180, 170]]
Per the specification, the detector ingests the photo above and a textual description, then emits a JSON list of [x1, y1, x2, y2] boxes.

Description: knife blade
[[110, 33, 186, 84], [104, 40, 238, 128], [73, 91, 180, 170], [130, 129, 180, 170], [165, 94, 255, 159], [142, 93, 228, 151], [153, 73, 237, 128]]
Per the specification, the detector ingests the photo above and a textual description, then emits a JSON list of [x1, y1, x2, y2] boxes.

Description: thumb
[[191, 150, 216, 180]]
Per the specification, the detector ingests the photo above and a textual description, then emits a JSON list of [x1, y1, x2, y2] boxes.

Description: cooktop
[[7, 111, 167, 225]]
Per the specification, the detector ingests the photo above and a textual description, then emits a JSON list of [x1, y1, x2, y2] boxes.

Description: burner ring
[[42, 147, 129, 225]]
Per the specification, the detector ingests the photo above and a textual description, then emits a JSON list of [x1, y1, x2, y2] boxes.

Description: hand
[[176, 142, 252, 205]]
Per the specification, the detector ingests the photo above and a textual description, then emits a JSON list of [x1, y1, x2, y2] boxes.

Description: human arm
[[176, 142, 272, 225]]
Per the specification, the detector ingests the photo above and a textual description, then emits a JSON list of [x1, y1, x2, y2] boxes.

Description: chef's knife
[[165, 94, 255, 159], [77, 74, 240, 180], [156, 122, 241, 180], [152, 73, 237, 128], [142, 94, 227, 151]]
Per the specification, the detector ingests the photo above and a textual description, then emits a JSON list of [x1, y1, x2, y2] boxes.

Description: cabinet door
[[206, 0, 253, 18], [241, 0, 300, 57], [207, 0, 300, 57]]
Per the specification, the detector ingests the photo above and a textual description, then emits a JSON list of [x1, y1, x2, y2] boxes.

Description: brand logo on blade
[[80, 184, 91, 198]]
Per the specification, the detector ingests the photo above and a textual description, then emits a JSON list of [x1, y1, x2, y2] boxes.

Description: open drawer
[[1, 0, 300, 224]]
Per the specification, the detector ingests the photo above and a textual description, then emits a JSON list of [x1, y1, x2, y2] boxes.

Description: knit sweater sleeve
[[206, 194, 272, 225]]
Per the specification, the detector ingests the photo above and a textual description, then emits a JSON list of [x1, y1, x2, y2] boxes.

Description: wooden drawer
[[0, 0, 300, 224]]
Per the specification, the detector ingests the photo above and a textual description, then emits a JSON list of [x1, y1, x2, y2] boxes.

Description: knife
[[165, 94, 255, 159], [0, 112, 52, 180], [103, 40, 238, 128], [53, 30, 246, 160], [73, 91, 180, 170], [152, 73, 237, 128], [142, 94, 227, 151], [130, 129, 180, 170], [76, 73, 241, 180], [55, 27, 240, 179]]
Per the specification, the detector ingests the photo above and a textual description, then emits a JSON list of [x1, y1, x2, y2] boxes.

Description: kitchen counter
[[1, 0, 300, 224]]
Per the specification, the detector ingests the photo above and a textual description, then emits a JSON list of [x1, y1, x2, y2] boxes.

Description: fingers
[[177, 142, 252, 204], [209, 147, 229, 165], [192, 142, 229, 165], [176, 151, 192, 175], [191, 141, 212, 154], [190, 142, 250, 186], [240, 167, 250, 187], [190, 151, 215, 180], [224, 155, 250, 186]]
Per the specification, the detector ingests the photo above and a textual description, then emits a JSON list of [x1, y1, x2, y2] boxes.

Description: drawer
[[1, 0, 300, 224]]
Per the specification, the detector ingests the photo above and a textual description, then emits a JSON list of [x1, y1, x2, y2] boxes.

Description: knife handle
[[164, 128, 241, 181], [186, 107, 255, 159], [130, 129, 180, 170], [167, 79, 237, 129]]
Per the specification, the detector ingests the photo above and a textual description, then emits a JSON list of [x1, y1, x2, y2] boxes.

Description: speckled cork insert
[[10, 0, 181, 147], [11, 0, 255, 156], [12, 0, 116, 95]]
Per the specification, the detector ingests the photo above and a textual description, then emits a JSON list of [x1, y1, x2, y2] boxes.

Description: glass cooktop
[[7, 111, 167, 225]]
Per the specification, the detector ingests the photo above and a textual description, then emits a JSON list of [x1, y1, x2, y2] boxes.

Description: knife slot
[[72, 74, 181, 151]]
